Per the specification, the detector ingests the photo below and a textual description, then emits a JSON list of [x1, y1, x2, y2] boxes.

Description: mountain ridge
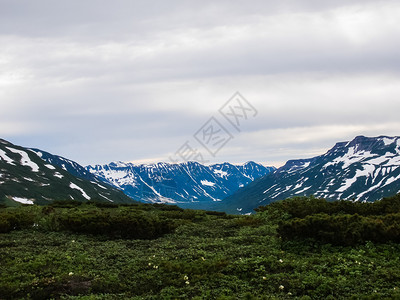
[[220, 135, 400, 214], [3, 135, 400, 213], [86, 160, 275, 206]]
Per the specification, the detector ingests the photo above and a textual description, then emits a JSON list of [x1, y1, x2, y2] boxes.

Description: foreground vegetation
[[1, 196, 400, 299]]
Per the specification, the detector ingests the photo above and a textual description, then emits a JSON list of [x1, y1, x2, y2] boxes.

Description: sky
[[1, 0, 400, 167]]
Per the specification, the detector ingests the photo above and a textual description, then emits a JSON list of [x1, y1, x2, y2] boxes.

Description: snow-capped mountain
[[222, 136, 400, 214], [86, 161, 275, 206], [6, 135, 399, 213], [0, 139, 134, 205]]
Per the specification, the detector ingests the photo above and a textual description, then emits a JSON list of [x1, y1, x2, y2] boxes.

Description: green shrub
[[257, 194, 400, 219], [50, 200, 82, 208], [234, 215, 264, 227], [205, 211, 227, 217], [0, 217, 11, 233], [55, 209, 177, 239], [153, 203, 184, 211], [278, 213, 400, 245], [0, 210, 35, 232], [91, 201, 119, 208]]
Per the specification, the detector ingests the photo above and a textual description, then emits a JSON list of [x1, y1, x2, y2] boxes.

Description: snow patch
[[324, 146, 376, 169], [263, 184, 278, 194], [99, 194, 113, 202], [368, 155, 391, 165], [293, 183, 303, 189], [12, 197, 34, 205], [213, 169, 228, 177], [54, 172, 64, 179], [326, 178, 335, 186], [382, 137, 395, 146], [69, 183, 91, 200], [336, 164, 375, 192], [97, 183, 107, 189], [294, 186, 312, 194], [23, 177, 35, 182], [6, 147, 39, 172], [0, 149, 15, 165], [382, 174, 400, 187], [356, 178, 387, 200], [201, 180, 215, 187], [31, 150, 43, 157], [45, 164, 56, 170]]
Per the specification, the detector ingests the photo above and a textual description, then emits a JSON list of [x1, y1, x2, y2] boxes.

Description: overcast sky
[[1, 0, 400, 167]]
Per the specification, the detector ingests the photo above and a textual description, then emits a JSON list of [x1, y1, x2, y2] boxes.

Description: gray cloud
[[1, 0, 400, 166]]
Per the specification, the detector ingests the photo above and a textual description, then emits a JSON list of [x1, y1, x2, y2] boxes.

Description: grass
[[1, 199, 400, 299]]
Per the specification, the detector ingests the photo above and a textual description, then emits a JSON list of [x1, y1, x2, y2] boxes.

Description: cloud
[[0, 0, 399, 166]]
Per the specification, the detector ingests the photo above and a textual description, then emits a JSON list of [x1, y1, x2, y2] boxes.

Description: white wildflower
[[68, 272, 74, 276], [279, 285, 284, 290]]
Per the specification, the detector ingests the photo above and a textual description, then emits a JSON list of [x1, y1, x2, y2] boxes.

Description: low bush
[[278, 212, 400, 245], [50, 200, 82, 208], [0, 210, 35, 233], [257, 194, 400, 218], [205, 210, 227, 217], [56, 210, 177, 239]]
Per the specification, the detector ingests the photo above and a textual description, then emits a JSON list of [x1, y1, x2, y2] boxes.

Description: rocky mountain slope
[[0, 139, 134, 205], [221, 136, 400, 214]]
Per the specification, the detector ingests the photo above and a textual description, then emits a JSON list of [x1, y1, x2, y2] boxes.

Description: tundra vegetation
[[1, 195, 400, 299]]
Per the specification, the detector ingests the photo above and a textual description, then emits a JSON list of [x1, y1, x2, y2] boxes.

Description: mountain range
[[220, 136, 400, 213], [2, 135, 400, 213], [86, 161, 275, 207], [0, 137, 274, 208]]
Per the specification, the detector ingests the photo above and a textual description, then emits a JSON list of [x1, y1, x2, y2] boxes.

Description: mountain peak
[[243, 161, 257, 166]]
